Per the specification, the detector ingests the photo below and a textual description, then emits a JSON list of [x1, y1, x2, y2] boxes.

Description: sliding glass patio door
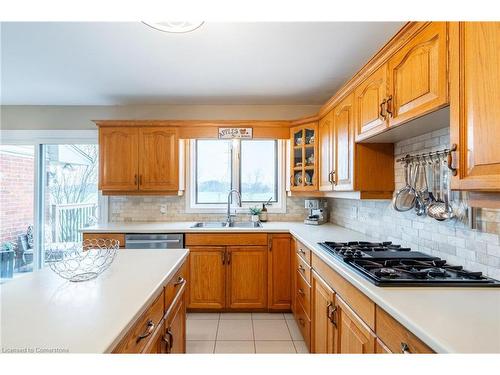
[[0, 140, 99, 282]]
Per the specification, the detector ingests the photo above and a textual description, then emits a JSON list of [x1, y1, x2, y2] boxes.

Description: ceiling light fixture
[[142, 21, 204, 34]]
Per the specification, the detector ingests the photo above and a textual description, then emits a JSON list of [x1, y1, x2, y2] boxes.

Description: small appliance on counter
[[304, 199, 328, 225]]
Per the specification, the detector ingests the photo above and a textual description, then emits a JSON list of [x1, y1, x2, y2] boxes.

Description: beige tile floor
[[186, 312, 309, 354]]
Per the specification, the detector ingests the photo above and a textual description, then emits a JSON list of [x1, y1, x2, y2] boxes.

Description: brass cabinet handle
[[298, 248, 306, 256], [298, 318, 305, 327], [134, 174, 138, 185], [386, 95, 393, 117], [298, 288, 305, 296], [221, 251, 225, 265], [331, 170, 336, 186], [136, 320, 155, 343], [379, 99, 387, 120], [298, 264, 305, 272], [327, 303, 338, 327], [174, 276, 185, 286], [447, 144, 458, 176], [268, 237, 272, 251], [227, 251, 231, 265], [401, 342, 411, 354], [163, 327, 174, 353]]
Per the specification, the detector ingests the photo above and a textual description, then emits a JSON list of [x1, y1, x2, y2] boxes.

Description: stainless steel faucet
[[226, 189, 242, 224]]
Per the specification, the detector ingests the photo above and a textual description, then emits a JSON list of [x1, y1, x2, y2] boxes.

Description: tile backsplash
[[109, 195, 308, 223], [328, 127, 500, 279]]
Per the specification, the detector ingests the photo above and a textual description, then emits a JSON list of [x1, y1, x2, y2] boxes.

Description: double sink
[[191, 221, 262, 228]]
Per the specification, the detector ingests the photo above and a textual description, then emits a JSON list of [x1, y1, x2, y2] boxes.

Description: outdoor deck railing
[[51, 203, 97, 242]]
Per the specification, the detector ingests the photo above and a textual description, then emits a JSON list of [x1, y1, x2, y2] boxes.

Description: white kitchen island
[[0, 249, 188, 353]]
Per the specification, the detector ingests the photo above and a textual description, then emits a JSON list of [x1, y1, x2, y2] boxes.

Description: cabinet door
[[333, 93, 355, 191], [335, 296, 375, 354], [290, 123, 318, 191], [375, 339, 392, 354], [450, 22, 500, 191], [187, 247, 226, 310], [99, 127, 139, 191], [139, 127, 179, 191], [226, 246, 268, 309], [354, 64, 388, 140], [387, 22, 448, 127], [165, 290, 186, 354], [318, 111, 334, 191], [290, 237, 297, 313], [311, 271, 336, 353], [268, 234, 292, 310]]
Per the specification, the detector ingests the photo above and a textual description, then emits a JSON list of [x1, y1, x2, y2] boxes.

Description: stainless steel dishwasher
[[125, 234, 184, 249]]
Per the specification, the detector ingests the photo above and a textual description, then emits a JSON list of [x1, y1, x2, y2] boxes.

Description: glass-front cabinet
[[290, 122, 318, 191]]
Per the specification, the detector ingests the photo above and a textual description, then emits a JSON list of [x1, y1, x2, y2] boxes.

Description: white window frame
[[185, 138, 287, 214], [0, 129, 106, 271]]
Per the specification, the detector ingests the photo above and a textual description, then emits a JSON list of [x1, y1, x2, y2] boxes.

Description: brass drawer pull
[[386, 95, 393, 117], [136, 320, 155, 343], [327, 303, 338, 327], [173, 276, 185, 286], [298, 248, 306, 256], [298, 318, 305, 327], [163, 328, 173, 353], [401, 342, 411, 354], [298, 264, 306, 272], [379, 99, 387, 120], [298, 288, 305, 296]]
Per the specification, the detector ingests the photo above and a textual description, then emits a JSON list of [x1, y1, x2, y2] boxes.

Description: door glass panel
[[42, 144, 99, 265], [0, 145, 35, 281]]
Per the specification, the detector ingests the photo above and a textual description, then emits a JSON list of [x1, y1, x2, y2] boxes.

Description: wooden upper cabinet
[[333, 93, 355, 191], [268, 234, 292, 311], [139, 127, 179, 191], [335, 295, 375, 354], [354, 65, 389, 140], [311, 270, 336, 354], [387, 22, 448, 127], [290, 122, 318, 191], [99, 127, 139, 191], [187, 247, 226, 310], [226, 246, 268, 309], [318, 111, 335, 191], [450, 22, 500, 191]]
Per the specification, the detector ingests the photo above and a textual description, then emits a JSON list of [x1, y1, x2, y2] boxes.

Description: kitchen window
[[187, 139, 285, 213]]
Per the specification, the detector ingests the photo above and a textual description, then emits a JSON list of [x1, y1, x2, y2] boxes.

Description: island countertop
[[81, 221, 500, 353], [1, 249, 188, 353]]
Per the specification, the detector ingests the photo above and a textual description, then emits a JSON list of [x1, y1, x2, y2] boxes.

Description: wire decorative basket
[[46, 239, 119, 282]]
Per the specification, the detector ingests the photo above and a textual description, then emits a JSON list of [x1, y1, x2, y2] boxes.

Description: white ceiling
[[0, 22, 404, 105]]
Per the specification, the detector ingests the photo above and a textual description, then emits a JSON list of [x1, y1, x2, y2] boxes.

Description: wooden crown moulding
[[93, 119, 293, 139], [318, 21, 430, 118]]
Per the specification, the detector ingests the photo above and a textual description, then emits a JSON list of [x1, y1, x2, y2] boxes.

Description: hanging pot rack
[[395, 144, 457, 176]]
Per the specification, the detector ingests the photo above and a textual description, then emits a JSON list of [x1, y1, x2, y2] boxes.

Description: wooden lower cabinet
[[336, 296, 376, 354], [227, 246, 268, 309], [375, 338, 392, 354], [311, 270, 336, 353], [82, 232, 126, 248], [165, 290, 186, 354], [187, 247, 226, 310], [268, 234, 292, 310]]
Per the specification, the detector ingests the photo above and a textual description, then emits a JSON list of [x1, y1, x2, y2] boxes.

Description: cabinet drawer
[[296, 270, 311, 319], [296, 253, 311, 284], [185, 233, 268, 246], [312, 253, 375, 330], [294, 299, 311, 349], [83, 233, 125, 247], [113, 290, 165, 353], [375, 306, 433, 354], [295, 240, 311, 265], [165, 262, 187, 311]]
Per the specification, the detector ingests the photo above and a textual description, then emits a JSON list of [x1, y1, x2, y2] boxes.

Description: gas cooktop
[[318, 241, 500, 287]]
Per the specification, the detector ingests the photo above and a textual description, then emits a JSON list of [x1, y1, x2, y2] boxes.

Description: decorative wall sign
[[218, 127, 253, 139]]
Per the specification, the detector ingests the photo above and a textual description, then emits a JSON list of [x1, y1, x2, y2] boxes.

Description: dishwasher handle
[[126, 239, 181, 244]]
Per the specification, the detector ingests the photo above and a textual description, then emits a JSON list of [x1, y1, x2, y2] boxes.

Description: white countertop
[[0, 249, 188, 353], [82, 221, 500, 353]]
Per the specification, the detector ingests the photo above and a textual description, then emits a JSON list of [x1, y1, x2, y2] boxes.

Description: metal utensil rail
[[395, 144, 457, 176]]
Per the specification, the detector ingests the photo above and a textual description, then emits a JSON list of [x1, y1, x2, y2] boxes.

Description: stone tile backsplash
[[328, 128, 500, 279], [109, 196, 308, 223]]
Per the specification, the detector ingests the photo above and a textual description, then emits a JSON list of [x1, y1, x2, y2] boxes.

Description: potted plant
[[249, 207, 262, 222]]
